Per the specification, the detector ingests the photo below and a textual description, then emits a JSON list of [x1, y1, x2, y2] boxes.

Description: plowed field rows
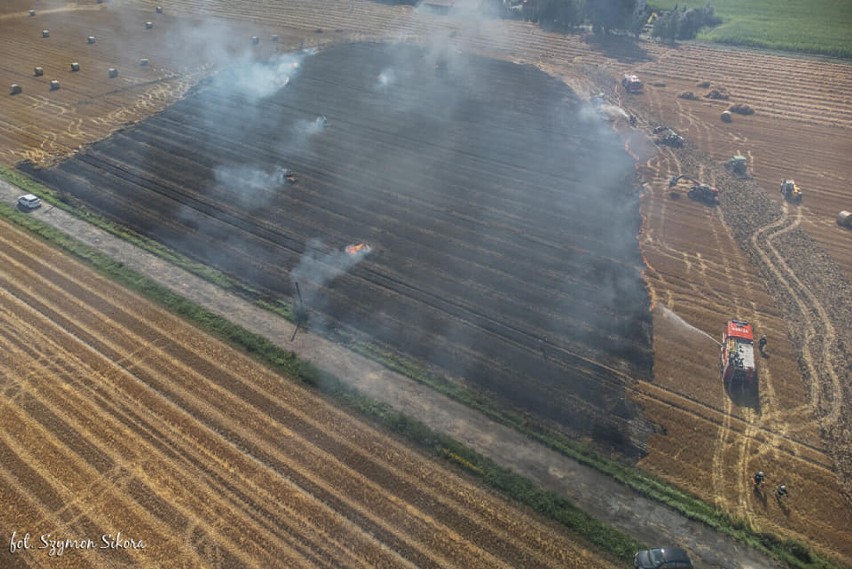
[[0, 218, 616, 568], [23, 41, 654, 456]]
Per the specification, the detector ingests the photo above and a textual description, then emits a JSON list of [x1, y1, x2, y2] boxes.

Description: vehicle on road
[[17, 194, 42, 210], [634, 546, 694, 569]]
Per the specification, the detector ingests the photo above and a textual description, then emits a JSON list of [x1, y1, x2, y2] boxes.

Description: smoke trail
[[290, 239, 371, 306], [212, 52, 305, 103], [213, 164, 291, 208]]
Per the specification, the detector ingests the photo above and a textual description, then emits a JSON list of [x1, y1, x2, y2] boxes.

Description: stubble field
[[0, 218, 617, 568], [1, 0, 850, 565]]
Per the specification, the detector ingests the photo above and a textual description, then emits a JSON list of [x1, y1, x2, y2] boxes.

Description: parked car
[[634, 547, 693, 569], [17, 194, 42, 210]]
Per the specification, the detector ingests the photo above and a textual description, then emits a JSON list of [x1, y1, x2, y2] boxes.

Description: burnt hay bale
[[696, 80, 711, 88], [706, 88, 730, 100], [729, 103, 754, 115], [721, 110, 732, 123], [139, 58, 150, 66], [251, 36, 260, 45], [271, 34, 280, 42], [677, 91, 697, 100]]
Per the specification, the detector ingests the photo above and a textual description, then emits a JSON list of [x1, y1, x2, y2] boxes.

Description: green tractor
[[726, 155, 749, 178]]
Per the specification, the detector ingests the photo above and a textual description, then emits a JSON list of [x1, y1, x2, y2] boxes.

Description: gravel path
[[0, 179, 785, 568]]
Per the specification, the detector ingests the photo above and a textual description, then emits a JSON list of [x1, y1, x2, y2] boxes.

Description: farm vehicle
[[668, 175, 719, 204], [780, 179, 803, 203], [622, 74, 643, 94], [725, 155, 749, 178], [653, 125, 684, 147]]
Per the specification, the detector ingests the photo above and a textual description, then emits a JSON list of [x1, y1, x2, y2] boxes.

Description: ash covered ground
[[25, 42, 653, 456]]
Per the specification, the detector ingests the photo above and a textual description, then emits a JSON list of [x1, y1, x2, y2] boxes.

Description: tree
[[585, 0, 637, 35]]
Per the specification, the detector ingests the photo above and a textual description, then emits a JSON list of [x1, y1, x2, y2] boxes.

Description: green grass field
[[648, 0, 852, 58]]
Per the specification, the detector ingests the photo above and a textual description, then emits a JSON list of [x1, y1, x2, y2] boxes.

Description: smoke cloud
[[291, 239, 372, 306]]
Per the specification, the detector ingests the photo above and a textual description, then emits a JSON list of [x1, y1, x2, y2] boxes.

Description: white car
[[17, 194, 42, 210]]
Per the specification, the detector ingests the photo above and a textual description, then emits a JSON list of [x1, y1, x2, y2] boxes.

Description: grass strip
[[648, 0, 852, 58], [0, 171, 839, 568]]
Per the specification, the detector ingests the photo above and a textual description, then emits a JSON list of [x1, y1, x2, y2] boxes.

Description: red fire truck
[[721, 320, 756, 384]]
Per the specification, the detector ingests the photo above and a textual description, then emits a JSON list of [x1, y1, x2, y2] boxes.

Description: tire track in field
[[749, 203, 844, 440]]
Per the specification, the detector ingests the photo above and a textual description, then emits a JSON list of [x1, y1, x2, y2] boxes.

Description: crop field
[[1, 0, 851, 566], [0, 217, 618, 568], [648, 0, 852, 57], [22, 41, 655, 457]]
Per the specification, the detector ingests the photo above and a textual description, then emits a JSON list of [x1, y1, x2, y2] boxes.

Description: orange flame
[[345, 243, 371, 255]]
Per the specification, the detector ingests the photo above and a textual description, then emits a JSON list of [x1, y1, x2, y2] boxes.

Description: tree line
[[494, 0, 720, 40]]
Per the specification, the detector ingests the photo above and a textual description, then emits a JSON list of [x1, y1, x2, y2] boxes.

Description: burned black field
[[24, 42, 652, 455]]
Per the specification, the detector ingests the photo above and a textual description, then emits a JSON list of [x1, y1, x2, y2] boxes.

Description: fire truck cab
[[622, 74, 643, 94], [721, 320, 756, 384]]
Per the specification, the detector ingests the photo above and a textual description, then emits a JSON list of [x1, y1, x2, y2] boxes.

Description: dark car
[[634, 547, 693, 569]]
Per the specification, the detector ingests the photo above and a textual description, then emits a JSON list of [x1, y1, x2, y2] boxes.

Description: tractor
[[725, 155, 749, 178], [780, 179, 803, 203], [669, 175, 719, 204], [655, 127, 684, 147]]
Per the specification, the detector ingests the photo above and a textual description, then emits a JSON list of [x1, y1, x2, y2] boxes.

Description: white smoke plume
[[291, 239, 371, 305], [213, 164, 290, 208], [211, 52, 305, 103]]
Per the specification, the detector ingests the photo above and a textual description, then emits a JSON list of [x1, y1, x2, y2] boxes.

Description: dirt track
[[1, 0, 851, 564]]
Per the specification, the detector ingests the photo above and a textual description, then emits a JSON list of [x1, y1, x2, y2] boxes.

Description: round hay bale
[[108, 68, 118, 78], [652, 82, 666, 87], [729, 103, 754, 115], [10, 84, 22, 95], [156, 6, 163, 13], [251, 36, 260, 45], [837, 211, 852, 228], [50, 80, 60, 90], [271, 34, 280, 42], [87, 35, 96, 44], [705, 88, 730, 100], [721, 110, 732, 123], [42, 30, 50, 38], [70, 62, 80, 72], [145, 21, 154, 29], [34, 67, 44, 76], [139, 58, 150, 66], [29, 9, 36, 16], [696, 80, 711, 88], [677, 91, 697, 100]]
